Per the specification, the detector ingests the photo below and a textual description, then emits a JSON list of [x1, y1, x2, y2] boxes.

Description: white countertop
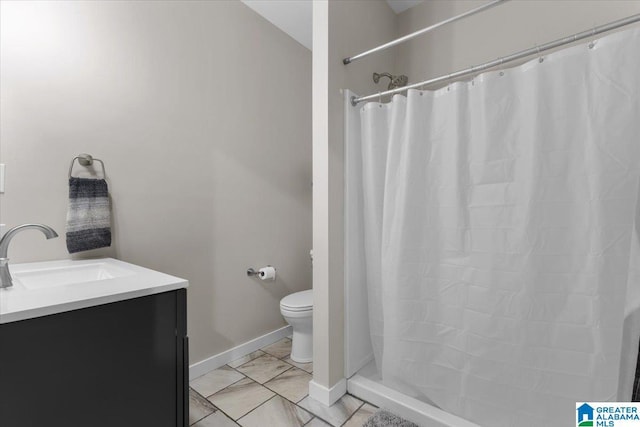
[[0, 258, 188, 324]]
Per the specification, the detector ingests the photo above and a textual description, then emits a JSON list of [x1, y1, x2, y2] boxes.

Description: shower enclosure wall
[[343, 25, 640, 427]]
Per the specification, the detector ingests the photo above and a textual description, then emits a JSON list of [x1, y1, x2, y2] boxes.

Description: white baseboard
[[308, 378, 347, 406], [189, 325, 292, 381]]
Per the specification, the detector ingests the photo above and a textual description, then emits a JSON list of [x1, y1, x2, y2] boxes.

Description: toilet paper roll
[[259, 266, 276, 281]]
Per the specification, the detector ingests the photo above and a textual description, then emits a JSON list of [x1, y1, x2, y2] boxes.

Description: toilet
[[280, 289, 313, 363]]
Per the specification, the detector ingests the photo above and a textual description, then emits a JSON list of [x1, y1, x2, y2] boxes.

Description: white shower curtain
[[347, 28, 640, 426]]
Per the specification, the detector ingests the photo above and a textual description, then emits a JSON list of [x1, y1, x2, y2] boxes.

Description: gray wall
[[0, 0, 312, 365], [396, 0, 640, 84]]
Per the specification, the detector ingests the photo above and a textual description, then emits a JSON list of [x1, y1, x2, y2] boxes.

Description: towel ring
[[68, 154, 106, 179]]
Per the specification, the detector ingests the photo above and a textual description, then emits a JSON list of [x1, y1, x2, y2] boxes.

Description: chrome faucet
[[0, 224, 58, 289]]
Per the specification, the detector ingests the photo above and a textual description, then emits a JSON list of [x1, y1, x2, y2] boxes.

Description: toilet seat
[[280, 290, 312, 312]]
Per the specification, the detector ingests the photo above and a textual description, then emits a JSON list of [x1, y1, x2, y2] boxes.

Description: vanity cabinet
[[0, 289, 188, 427]]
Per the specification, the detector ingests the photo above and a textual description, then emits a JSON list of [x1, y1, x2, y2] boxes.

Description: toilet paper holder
[[247, 266, 276, 279]]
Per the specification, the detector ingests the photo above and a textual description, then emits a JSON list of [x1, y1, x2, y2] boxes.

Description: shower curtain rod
[[351, 13, 640, 106], [343, 0, 507, 65]]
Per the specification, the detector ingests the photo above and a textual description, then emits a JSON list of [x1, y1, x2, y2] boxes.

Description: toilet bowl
[[280, 289, 313, 363]]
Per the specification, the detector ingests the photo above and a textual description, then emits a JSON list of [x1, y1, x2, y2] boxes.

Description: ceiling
[[241, 0, 424, 51], [241, 1, 313, 50], [386, 0, 424, 14]]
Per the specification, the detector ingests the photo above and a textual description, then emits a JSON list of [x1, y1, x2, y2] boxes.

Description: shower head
[[373, 72, 409, 90], [391, 74, 408, 88], [372, 72, 385, 84]]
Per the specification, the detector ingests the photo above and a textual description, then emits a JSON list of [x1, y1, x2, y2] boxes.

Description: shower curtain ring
[[536, 44, 543, 63], [378, 91, 382, 105], [589, 26, 597, 49]]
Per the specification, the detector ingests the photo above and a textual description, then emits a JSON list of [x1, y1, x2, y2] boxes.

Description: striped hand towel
[[66, 177, 111, 253]]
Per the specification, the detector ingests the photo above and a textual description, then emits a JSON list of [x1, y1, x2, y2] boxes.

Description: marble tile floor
[[189, 337, 376, 427]]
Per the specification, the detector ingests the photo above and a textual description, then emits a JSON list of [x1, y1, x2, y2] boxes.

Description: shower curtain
[[347, 28, 640, 426]]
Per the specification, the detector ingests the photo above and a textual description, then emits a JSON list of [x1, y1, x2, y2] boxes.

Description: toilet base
[[290, 329, 313, 363]]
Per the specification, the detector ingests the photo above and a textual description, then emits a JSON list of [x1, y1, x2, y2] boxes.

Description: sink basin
[[13, 261, 136, 290]]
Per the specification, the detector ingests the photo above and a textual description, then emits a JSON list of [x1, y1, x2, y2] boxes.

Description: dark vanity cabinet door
[[0, 289, 188, 427]]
